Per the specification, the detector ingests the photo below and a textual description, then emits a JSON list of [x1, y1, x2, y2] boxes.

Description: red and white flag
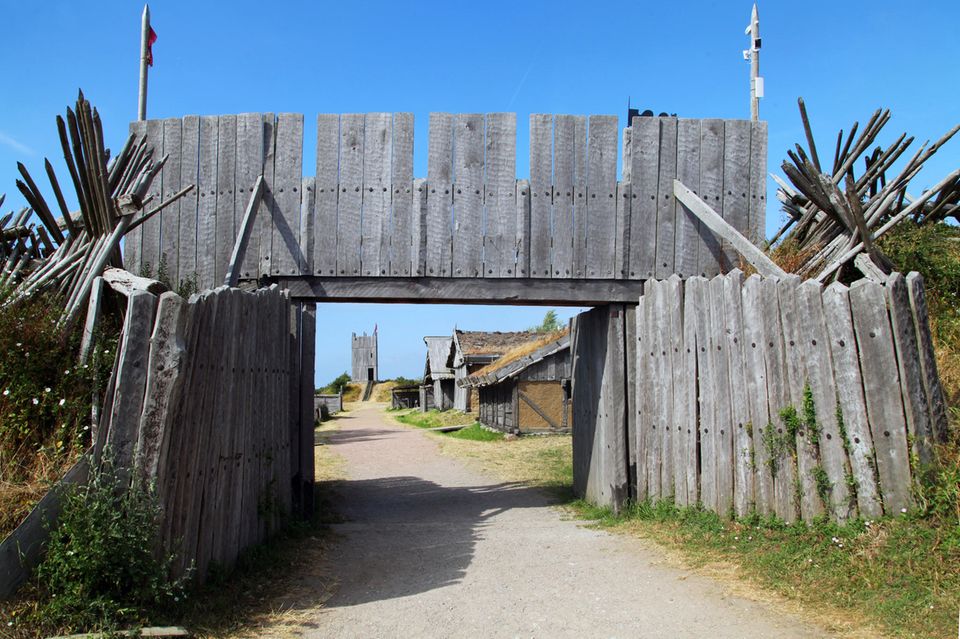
[[145, 26, 158, 66]]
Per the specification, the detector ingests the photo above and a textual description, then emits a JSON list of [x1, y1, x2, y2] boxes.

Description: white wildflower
[[2, 389, 8, 396], [44, 387, 51, 393], [59, 398, 66, 406], [32, 398, 38, 405], [900, 507, 907, 514], [15, 342, 21, 347]]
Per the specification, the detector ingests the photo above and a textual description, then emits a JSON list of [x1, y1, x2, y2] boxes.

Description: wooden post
[[138, 5, 150, 121]]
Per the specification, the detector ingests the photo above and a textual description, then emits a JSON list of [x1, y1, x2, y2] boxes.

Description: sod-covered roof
[[460, 328, 569, 388]]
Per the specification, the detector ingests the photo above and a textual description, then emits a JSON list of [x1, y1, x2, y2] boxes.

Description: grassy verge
[[391, 408, 503, 441]]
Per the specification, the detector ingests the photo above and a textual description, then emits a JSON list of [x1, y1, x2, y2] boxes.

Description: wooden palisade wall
[[123, 113, 766, 289]]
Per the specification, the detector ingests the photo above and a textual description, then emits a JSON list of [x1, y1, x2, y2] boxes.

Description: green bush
[[33, 459, 188, 631], [320, 372, 351, 395]]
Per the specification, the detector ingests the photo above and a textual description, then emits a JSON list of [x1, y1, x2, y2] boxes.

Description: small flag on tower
[[146, 26, 157, 66]]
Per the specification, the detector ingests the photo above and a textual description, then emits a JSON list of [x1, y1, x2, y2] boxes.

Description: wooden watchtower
[[351, 329, 378, 382]]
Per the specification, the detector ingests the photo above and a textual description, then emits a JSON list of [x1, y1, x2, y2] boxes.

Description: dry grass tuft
[[471, 328, 568, 379], [768, 237, 824, 274]]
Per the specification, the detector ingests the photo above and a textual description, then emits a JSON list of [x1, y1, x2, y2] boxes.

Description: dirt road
[[308, 405, 827, 638]]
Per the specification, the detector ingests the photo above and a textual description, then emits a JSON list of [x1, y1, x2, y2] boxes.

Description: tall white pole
[[138, 5, 150, 121], [748, 3, 761, 122]]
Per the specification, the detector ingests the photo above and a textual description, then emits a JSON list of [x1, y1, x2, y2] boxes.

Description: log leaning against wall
[[620, 270, 946, 524]]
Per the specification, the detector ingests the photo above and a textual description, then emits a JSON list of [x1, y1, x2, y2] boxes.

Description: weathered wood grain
[[224, 175, 265, 287], [741, 275, 774, 515], [160, 118, 182, 283], [553, 115, 576, 278], [698, 119, 725, 277], [452, 113, 484, 277], [723, 271, 754, 517], [269, 113, 304, 276], [821, 282, 883, 518], [234, 114, 261, 280], [586, 115, 617, 278], [681, 276, 699, 506], [674, 119, 701, 279], [906, 272, 949, 442], [299, 177, 315, 274], [665, 276, 686, 501], [629, 117, 659, 280], [721, 120, 751, 271], [634, 294, 649, 499], [314, 114, 340, 276], [140, 119, 164, 275], [360, 113, 391, 277], [708, 274, 734, 516], [124, 120, 147, 273], [848, 279, 913, 515], [256, 114, 276, 278], [178, 115, 200, 287], [483, 113, 517, 277], [690, 277, 714, 509], [391, 113, 415, 276], [413, 177, 428, 275], [529, 114, 553, 278], [196, 116, 219, 289], [426, 113, 453, 277], [655, 118, 678, 279], [653, 279, 674, 498], [570, 116, 589, 278], [885, 272, 933, 466], [748, 121, 768, 245], [615, 181, 631, 278]]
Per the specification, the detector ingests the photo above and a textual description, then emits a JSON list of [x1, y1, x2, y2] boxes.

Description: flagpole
[[138, 4, 150, 121]]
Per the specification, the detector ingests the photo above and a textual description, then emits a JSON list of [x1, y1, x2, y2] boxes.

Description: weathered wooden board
[[848, 279, 913, 515], [760, 276, 797, 522], [140, 119, 164, 275], [630, 117, 659, 280], [426, 113, 453, 277], [690, 276, 714, 509], [196, 116, 219, 289], [314, 114, 339, 277], [885, 272, 933, 466], [485, 113, 516, 277], [906, 272, 949, 442], [452, 113, 484, 278], [216, 113, 238, 288], [721, 120, 751, 271], [680, 277, 699, 506], [413, 177, 428, 275], [665, 276, 686, 502], [624, 303, 638, 498], [160, 118, 182, 283], [359, 113, 391, 277], [615, 181, 631, 278], [821, 282, 882, 518], [634, 294, 649, 499], [178, 116, 200, 286], [655, 118, 678, 279], [269, 113, 304, 276], [674, 119, 701, 279], [698, 119, 725, 277], [586, 115, 617, 279], [778, 275, 824, 521], [723, 271, 754, 517], [570, 116, 589, 278], [299, 177, 315, 274], [256, 114, 276, 278], [529, 114, 553, 278], [796, 280, 854, 521], [391, 113, 415, 277], [741, 275, 774, 515], [748, 121, 768, 244], [124, 120, 147, 273], [653, 279, 674, 498], [233, 114, 260, 280], [336, 114, 364, 276], [708, 274, 734, 516], [552, 115, 576, 278]]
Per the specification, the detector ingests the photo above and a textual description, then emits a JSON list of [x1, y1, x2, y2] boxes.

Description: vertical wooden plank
[[213, 114, 238, 286], [822, 282, 883, 518], [665, 276, 686, 502], [413, 177, 428, 275], [886, 272, 933, 466], [391, 113, 415, 276], [708, 274, 734, 516], [484, 113, 517, 277], [698, 119, 725, 277], [299, 177, 316, 274], [760, 277, 798, 522], [741, 275, 774, 515], [257, 113, 277, 278], [614, 182, 631, 278], [360, 113, 391, 277], [233, 114, 261, 280], [426, 113, 453, 277], [515, 179, 531, 277], [906, 272, 949, 442], [724, 271, 754, 517], [452, 113, 484, 277], [160, 118, 182, 283], [196, 116, 219, 289], [124, 121, 147, 273], [690, 276, 714, 509], [269, 113, 304, 276], [140, 119, 164, 275], [779, 275, 825, 521], [586, 115, 618, 278], [674, 119, 701, 279], [552, 115, 575, 278], [681, 278, 699, 506], [337, 114, 364, 276], [629, 117, 659, 280], [178, 115, 200, 286], [849, 279, 913, 514], [641, 284, 661, 499], [797, 280, 855, 521], [654, 280, 674, 498], [721, 120, 752, 271], [571, 116, 589, 278], [624, 302, 638, 500], [528, 114, 553, 278], [314, 114, 340, 277], [655, 118, 678, 279], [748, 121, 768, 245]]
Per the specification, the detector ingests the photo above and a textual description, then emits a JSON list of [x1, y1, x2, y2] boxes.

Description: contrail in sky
[[0, 131, 37, 157]]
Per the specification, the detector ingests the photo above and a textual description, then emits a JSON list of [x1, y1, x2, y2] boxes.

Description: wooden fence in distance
[[630, 271, 947, 523], [123, 113, 766, 293]]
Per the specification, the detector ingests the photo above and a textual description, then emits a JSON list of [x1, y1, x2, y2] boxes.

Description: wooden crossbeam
[[224, 175, 264, 287]]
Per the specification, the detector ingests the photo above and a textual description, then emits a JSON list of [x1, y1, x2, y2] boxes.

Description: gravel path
[[308, 405, 828, 639]]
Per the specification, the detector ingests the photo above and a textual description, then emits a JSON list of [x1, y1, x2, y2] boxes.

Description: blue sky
[[2, 1, 958, 384]]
